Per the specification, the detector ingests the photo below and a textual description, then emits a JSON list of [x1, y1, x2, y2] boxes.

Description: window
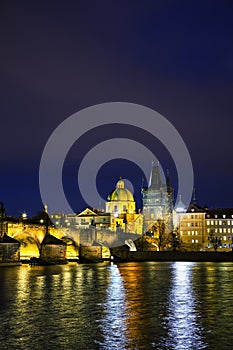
[[188, 223, 191, 227], [223, 236, 227, 241], [188, 231, 190, 235], [228, 220, 230, 225], [223, 215, 226, 218], [219, 220, 222, 225], [211, 220, 214, 225], [219, 228, 222, 233], [207, 220, 210, 225], [195, 239, 198, 243], [192, 239, 195, 243], [215, 215, 218, 218]]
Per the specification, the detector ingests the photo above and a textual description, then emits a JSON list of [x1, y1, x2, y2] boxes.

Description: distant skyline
[[0, 0, 233, 216]]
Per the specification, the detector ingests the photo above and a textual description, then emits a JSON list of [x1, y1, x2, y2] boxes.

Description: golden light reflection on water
[[1, 263, 233, 349]]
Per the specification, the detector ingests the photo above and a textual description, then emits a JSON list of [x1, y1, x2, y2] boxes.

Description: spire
[[192, 188, 196, 204], [166, 169, 172, 194], [175, 194, 186, 213], [148, 163, 162, 189]]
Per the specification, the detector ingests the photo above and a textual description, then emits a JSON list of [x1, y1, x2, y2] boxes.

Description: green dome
[[107, 179, 134, 202]]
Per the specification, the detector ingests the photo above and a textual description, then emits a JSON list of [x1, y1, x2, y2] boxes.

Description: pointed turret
[[148, 163, 163, 189], [166, 170, 173, 194], [192, 188, 196, 204], [175, 195, 186, 213]]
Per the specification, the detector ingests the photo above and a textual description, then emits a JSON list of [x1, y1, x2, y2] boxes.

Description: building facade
[[142, 164, 173, 234]]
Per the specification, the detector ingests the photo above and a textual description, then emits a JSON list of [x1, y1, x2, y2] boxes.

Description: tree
[[170, 228, 181, 251], [148, 219, 166, 251], [208, 230, 222, 251]]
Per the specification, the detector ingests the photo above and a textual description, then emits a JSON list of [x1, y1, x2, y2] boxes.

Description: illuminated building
[[205, 208, 233, 250], [174, 199, 206, 251], [105, 178, 143, 234], [51, 208, 111, 230], [141, 164, 173, 234]]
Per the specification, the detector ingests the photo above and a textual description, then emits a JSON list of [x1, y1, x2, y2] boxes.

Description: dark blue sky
[[0, 0, 233, 216]]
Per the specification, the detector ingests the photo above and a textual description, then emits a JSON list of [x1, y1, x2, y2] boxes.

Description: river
[[0, 262, 233, 349]]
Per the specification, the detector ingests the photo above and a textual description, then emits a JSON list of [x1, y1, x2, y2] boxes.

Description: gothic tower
[[141, 164, 173, 233]]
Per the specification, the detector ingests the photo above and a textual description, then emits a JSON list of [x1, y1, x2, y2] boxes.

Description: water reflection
[[1, 262, 233, 349], [117, 262, 173, 349], [164, 262, 207, 349], [100, 264, 128, 349]]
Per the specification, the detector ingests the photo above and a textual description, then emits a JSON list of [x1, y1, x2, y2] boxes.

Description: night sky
[[0, 0, 233, 217]]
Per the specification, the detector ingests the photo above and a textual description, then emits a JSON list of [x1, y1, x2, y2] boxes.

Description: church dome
[[107, 179, 134, 202]]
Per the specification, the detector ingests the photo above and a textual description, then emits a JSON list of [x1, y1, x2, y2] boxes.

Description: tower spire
[[148, 162, 162, 189], [193, 188, 196, 204]]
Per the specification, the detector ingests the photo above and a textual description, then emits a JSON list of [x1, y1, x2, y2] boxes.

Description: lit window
[[219, 228, 222, 233], [207, 228, 210, 233], [224, 228, 227, 233], [215, 228, 218, 233], [195, 239, 198, 243], [211, 220, 214, 225], [219, 220, 222, 225], [228, 229, 231, 233], [192, 231, 194, 235], [223, 215, 226, 218], [188, 223, 191, 227], [192, 239, 195, 243], [196, 231, 198, 235], [228, 220, 231, 225], [188, 231, 190, 235], [207, 220, 210, 225], [223, 236, 227, 241], [215, 215, 218, 218], [215, 220, 218, 225]]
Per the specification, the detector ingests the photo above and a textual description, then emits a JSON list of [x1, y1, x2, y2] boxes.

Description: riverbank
[[110, 249, 233, 262]]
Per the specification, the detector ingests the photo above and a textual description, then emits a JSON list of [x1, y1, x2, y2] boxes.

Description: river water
[[0, 262, 233, 350]]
